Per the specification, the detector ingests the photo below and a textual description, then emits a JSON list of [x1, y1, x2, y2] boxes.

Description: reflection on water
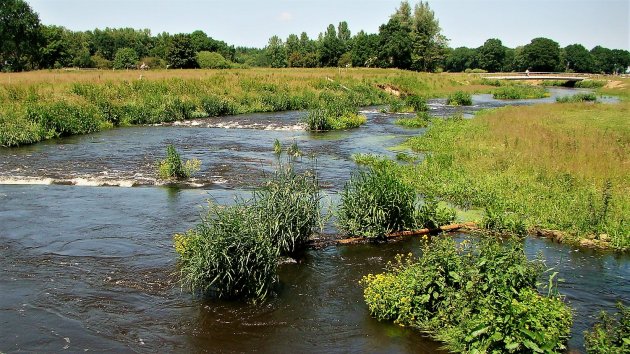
[[1, 88, 626, 353]]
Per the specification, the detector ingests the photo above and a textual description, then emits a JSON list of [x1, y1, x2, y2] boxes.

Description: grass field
[[0, 68, 489, 147], [403, 78, 630, 250]]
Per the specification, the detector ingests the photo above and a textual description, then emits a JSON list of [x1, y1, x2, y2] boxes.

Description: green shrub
[[196, 51, 232, 69], [492, 85, 548, 99], [482, 202, 527, 236], [395, 111, 432, 128], [158, 145, 201, 180], [405, 94, 428, 112], [479, 78, 503, 87], [253, 163, 321, 255], [414, 198, 456, 230], [175, 202, 278, 301], [584, 302, 630, 353], [361, 237, 572, 353], [337, 168, 417, 238], [112, 47, 139, 70], [446, 91, 473, 106], [556, 93, 597, 103], [161, 97, 196, 121]]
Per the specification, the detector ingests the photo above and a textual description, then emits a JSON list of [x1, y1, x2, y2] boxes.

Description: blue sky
[[28, 0, 629, 50]]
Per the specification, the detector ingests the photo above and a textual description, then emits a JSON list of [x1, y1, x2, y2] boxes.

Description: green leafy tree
[[522, 37, 561, 72], [410, 1, 448, 72], [166, 34, 197, 68], [611, 49, 630, 74], [563, 44, 593, 73], [337, 21, 352, 54], [112, 47, 139, 69], [444, 47, 478, 72], [319, 24, 343, 67], [265, 35, 287, 68], [39, 25, 72, 68], [477, 38, 506, 72], [0, 0, 42, 71], [189, 30, 212, 53], [378, 17, 412, 69], [351, 30, 380, 67]]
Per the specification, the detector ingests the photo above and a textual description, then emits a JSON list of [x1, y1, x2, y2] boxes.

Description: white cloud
[[278, 11, 293, 22]]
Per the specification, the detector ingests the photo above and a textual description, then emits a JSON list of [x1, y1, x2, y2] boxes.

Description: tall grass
[[403, 100, 630, 249], [157, 144, 201, 180], [305, 95, 366, 131], [556, 93, 597, 103], [174, 160, 321, 301], [1, 69, 487, 147], [492, 85, 548, 99], [446, 91, 472, 106]]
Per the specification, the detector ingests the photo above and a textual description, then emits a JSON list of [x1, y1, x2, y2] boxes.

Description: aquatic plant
[[337, 167, 417, 239], [575, 80, 606, 89], [176, 201, 278, 301], [446, 91, 472, 106], [200, 95, 237, 116], [584, 302, 630, 353], [394, 111, 432, 128], [175, 161, 322, 300], [158, 145, 201, 180], [273, 139, 282, 155], [404, 94, 429, 112], [556, 93, 597, 103], [305, 96, 366, 131], [254, 163, 322, 255], [361, 237, 573, 353], [492, 85, 548, 99]]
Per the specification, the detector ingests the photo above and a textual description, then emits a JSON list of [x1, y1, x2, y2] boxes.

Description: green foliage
[[477, 38, 506, 72], [196, 51, 231, 69], [253, 163, 321, 255], [158, 144, 201, 180], [575, 80, 606, 89], [395, 111, 432, 128], [337, 167, 417, 238], [404, 94, 428, 111], [584, 302, 630, 354], [305, 97, 366, 131], [200, 95, 237, 116], [446, 91, 472, 106], [482, 201, 527, 236], [273, 139, 282, 155], [0, 107, 44, 147], [0, 0, 42, 72], [167, 34, 197, 69], [175, 202, 278, 301], [112, 47, 139, 69], [556, 93, 597, 103], [522, 37, 562, 72], [361, 237, 572, 353], [492, 85, 548, 99], [26, 101, 104, 137], [175, 162, 321, 301]]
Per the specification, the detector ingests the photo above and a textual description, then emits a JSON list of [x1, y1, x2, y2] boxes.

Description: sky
[[28, 0, 630, 50]]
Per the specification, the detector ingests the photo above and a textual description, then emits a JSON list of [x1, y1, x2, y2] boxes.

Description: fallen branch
[[336, 222, 477, 245]]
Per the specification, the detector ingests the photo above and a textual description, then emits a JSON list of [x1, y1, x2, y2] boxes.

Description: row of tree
[[2, 0, 629, 74]]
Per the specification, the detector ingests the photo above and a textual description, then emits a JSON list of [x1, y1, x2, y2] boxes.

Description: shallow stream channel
[[1, 88, 627, 353]]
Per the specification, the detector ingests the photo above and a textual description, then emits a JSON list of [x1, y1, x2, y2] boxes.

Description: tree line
[[2, 0, 629, 74]]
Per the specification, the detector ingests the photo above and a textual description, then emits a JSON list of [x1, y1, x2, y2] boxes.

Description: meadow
[[0, 68, 487, 147]]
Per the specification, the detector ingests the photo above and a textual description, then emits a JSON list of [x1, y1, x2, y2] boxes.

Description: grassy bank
[[402, 81, 630, 250], [0, 69, 486, 147]]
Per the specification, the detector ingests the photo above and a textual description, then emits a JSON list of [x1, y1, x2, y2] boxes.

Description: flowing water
[[1, 88, 626, 353]]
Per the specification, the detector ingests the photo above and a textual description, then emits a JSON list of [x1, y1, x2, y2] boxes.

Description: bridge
[[481, 72, 590, 83]]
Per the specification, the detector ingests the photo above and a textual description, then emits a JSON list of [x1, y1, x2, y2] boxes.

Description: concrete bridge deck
[[481, 72, 589, 82]]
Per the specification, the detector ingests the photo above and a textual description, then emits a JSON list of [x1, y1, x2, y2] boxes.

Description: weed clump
[[175, 161, 321, 301], [361, 237, 573, 353], [305, 97, 366, 131], [446, 91, 473, 106], [492, 85, 548, 99], [158, 145, 201, 180], [556, 93, 597, 103], [395, 111, 432, 128]]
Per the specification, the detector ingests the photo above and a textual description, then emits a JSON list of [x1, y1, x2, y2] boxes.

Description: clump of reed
[[556, 93, 597, 103], [174, 160, 322, 301], [305, 95, 366, 131], [157, 144, 201, 180]]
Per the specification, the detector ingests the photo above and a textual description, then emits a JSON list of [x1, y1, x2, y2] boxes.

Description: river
[[0, 88, 627, 353]]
